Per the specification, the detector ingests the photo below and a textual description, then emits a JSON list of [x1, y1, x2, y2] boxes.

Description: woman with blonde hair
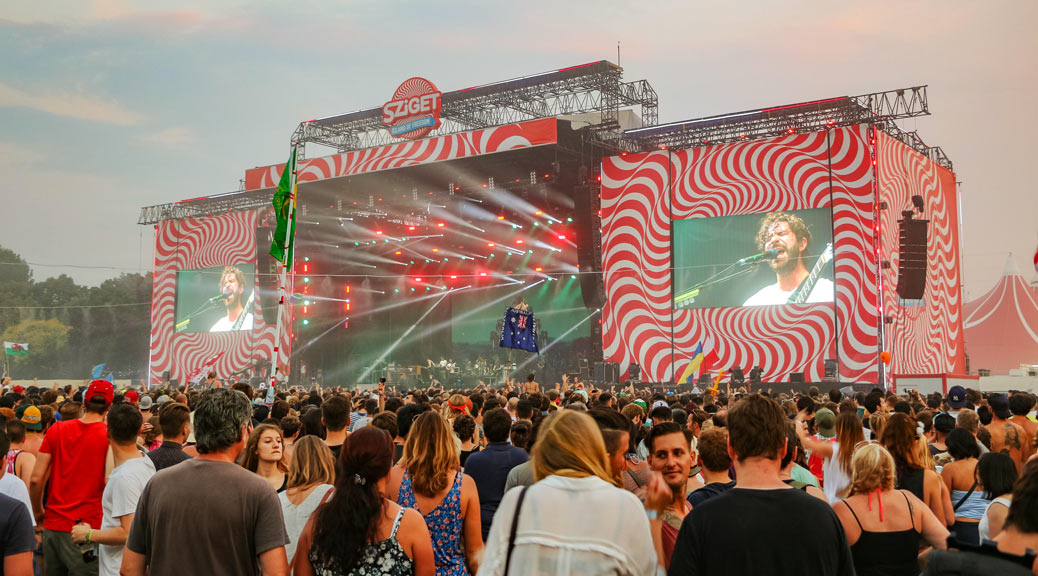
[[479, 410, 668, 575], [389, 411, 482, 575], [833, 443, 948, 576], [240, 422, 289, 492], [279, 435, 336, 564]]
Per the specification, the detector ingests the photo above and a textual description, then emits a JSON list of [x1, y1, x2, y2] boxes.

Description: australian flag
[[500, 307, 538, 354]]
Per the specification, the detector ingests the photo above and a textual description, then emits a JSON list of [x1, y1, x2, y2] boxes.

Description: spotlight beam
[[358, 294, 448, 383]]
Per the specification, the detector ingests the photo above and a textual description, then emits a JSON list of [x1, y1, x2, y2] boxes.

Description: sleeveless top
[[895, 466, 925, 501], [843, 491, 922, 576], [951, 487, 989, 520], [822, 443, 851, 503], [398, 470, 467, 576], [978, 496, 1012, 541], [5, 449, 21, 474], [308, 507, 412, 576]]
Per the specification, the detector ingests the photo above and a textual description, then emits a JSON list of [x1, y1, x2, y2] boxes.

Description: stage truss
[[624, 86, 952, 170], [140, 72, 954, 226], [293, 60, 658, 156]]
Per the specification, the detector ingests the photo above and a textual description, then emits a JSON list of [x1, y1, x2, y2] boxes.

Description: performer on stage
[[210, 265, 254, 332], [743, 212, 834, 306]]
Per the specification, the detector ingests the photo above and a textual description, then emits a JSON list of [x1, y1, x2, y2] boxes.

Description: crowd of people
[[1, 374, 1038, 575]]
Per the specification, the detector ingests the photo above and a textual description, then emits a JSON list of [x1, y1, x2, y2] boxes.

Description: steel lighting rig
[[623, 86, 952, 170], [293, 61, 658, 156]]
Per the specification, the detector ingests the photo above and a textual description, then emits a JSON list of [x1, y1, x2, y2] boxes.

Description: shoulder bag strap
[[504, 486, 530, 576], [953, 480, 978, 511]]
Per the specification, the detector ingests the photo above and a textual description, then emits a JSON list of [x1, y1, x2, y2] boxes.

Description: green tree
[[0, 246, 32, 337], [2, 318, 71, 377]]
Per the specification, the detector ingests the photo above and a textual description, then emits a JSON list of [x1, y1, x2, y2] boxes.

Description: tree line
[[0, 245, 152, 380]]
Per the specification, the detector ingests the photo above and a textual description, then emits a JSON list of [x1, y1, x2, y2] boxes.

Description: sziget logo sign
[[382, 77, 442, 140]]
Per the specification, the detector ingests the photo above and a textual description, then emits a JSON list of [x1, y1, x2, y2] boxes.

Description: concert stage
[[140, 63, 960, 390]]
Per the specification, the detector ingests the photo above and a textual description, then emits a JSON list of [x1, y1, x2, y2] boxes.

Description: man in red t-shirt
[[30, 379, 112, 575]]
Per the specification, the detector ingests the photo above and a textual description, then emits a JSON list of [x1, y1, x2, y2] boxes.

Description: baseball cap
[[253, 397, 266, 407], [124, 390, 139, 404], [651, 400, 669, 411], [933, 413, 955, 434], [139, 396, 154, 410], [633, 399, 648, 409], [19, 405, 43, 431], [947, 386, 967, 410], [156, 394, 171, 407], [12, 385, 24, 395], [814, 408, 836, 437], [85, 380, 114, 405]]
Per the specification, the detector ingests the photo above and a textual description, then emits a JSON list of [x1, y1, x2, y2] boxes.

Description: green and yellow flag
[[270, 147, 298, 264]]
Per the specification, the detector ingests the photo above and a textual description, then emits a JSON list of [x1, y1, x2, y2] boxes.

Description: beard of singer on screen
[[743, 213, 833, 306], [210, 265, 254, 332]]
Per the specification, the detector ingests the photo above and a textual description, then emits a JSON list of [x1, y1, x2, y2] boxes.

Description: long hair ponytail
[[310, 427, 394, 573]]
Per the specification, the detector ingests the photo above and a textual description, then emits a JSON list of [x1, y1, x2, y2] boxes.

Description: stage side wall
[[601, 126, 879, 383], [877, 132, 965, 384], [149, 209, 290, 386]]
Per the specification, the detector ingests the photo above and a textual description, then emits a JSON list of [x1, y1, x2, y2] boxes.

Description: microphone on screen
[[206, 293, 232, 304], [737, 249, 779, 265]]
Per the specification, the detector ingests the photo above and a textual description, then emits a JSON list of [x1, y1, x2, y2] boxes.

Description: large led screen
[[672, 208, 835, 309], [175, 263, 257, 333]]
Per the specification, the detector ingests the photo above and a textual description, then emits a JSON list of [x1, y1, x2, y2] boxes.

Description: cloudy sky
[[1, 0, 1035, 299]]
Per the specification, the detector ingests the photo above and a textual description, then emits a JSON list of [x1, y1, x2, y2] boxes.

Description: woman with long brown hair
[[880, 413, 948, 527], [388, 412, 482, 576], [833, 443, 948, 576], [800, 410, 865, 502], [240, 422, 289, 492], [279, 435, 335, 564], [294, 427, 435, 576]]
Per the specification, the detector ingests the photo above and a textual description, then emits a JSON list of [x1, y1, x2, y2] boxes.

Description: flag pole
[[272, 143, 299, 387]]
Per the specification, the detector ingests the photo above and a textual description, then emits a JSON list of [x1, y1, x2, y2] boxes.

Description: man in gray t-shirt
[[123, 389, 289, 576]]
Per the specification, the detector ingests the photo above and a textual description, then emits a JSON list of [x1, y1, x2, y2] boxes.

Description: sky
[[0, 0, 1035, 300]]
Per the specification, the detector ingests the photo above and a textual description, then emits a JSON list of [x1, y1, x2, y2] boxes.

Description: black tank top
[[896, 465, 925, 501], [844, 490, 922, 576]]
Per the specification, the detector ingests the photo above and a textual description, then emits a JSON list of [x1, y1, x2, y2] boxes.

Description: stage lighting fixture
[[911, 195, 925, 213], [901, 210, 914, 220]]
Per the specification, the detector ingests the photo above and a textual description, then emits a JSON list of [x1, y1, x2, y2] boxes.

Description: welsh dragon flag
[[4, 342, 28, 356], [269, 147, 298, 265]]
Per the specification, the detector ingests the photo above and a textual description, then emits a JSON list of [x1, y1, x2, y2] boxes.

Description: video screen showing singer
[[671, 208, 834, 310], [742, 212, 834, 306], [210, 265, 254, 332]]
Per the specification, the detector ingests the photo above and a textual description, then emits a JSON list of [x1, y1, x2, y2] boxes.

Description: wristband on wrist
[[86, 530, 92, 543], [645, 508, 660, 520]]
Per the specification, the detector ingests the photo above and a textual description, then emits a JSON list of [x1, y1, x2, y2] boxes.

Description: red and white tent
[[964, 256, 1038, 374]]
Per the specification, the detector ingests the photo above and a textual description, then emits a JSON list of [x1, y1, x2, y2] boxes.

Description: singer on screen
[[210, 265, 254, 332], [743, 212, 834, 306]]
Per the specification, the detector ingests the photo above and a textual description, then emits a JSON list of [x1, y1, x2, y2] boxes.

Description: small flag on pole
[[4, 342, 29, 356], [270, 147, 298, 265]]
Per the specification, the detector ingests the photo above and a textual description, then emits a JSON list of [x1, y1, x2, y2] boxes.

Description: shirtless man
[[985, 394, 1029, 473], [1008, 392, 1037, 458], [523, 373, 539, 395]]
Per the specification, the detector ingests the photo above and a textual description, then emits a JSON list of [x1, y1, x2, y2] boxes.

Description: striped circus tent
[[963, 256, 1038, 374]]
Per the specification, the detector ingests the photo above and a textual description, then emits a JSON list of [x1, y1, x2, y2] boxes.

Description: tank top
[[843, 491, 922, 576], [978, 496, 1012, 541], [822, 443, 851, 503], [951, 486, 989, 520], [895, 466, 925, 501], [5, 449, 21, 474], [398, 469, 467, 576], [308, 507, 412, 576]]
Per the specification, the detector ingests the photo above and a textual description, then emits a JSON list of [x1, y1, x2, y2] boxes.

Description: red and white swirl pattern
[[244, 118, 559, 191], [877, 133, 965, 380], [602, 126, 879, 383], [149, 209, 290, 387]]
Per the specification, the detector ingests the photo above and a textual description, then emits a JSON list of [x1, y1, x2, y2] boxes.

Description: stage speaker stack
[[594, 361, 619, 385], [573, 183, 605, 311], [789, 372, 805, 384], [896, 218, 929, 300], [629, 363, 641, 383], [823, 359, 839, 382]]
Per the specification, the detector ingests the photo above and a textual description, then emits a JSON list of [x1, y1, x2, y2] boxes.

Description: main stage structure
[[140, 61, 962, 390]]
